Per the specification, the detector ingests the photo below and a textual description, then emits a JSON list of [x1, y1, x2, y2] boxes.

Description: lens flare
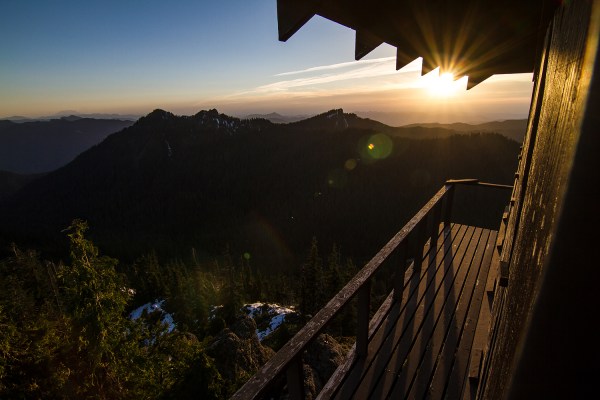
[[365, 133, 393, 160], [344, 158, 357, 170], [327, 168, 348, 188]]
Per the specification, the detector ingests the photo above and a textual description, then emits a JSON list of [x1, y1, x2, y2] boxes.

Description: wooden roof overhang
[[277, 0, 557, 88]]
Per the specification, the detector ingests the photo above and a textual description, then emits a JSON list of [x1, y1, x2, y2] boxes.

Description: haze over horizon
[[1, 0, 534, 124]]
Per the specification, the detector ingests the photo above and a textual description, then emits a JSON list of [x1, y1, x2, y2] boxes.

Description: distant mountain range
[[0, 108, 519, 269], [244, 112, 309, 124], [280, 109, 527, 142], [354, 110, 528, 130], [244, 111, 527, 141], [1, 113, 140, 122], [243, 110, 527, 142], [400, 120, 527, 143], [0, 117, 134, 174]]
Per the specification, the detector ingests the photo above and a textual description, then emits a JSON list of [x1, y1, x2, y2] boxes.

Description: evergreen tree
[[163, 261, 209, 336], [240, 253, 262, 302], [162, 341, 225, 400], [220, 247, 242, 325], [128, 251, 165, 303], [0, 244, 67, 398], [0, 224, 229, 399], [57, 219, 132, 398], [299, 237, 324, 318], [324, 243, 343, 298]]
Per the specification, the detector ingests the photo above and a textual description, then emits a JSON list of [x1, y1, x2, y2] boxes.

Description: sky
[[0, 0, 534, 125]]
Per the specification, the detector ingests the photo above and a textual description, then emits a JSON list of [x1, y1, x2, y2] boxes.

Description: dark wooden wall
[[480, 1, 600, 398]]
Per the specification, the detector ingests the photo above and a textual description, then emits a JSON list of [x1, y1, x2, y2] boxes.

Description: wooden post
[[443, 184, 455, 228], [357, 281, 371, 358], [499, 260, 510, 287], [286, 356, 304, 400]]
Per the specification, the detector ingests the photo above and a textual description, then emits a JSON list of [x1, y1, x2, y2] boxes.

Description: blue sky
[[0, 0, 534, 123]]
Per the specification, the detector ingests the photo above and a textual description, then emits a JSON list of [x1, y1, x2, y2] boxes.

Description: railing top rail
[[446, 178, 513, 190], [231, 184, 451, 400]]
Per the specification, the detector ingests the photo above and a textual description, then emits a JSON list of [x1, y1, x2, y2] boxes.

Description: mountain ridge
[[244, 112, 309, 124], [0, 108, 520, 270], [0, 112, 140, 122]]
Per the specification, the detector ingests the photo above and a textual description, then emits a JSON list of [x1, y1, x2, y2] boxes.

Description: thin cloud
[[276, 56, 399, 76], [230, 58, 421, 99], [260, 63, 396, 91], [203, 58, 532, 121]]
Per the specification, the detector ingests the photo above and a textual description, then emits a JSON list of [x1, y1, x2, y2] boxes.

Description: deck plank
[[387, 228, 488, 400], [320, 224, 498, 400], [332, 224, 467, 399], [465, 230, 499, 390], [442, 230, 497, 400], [319, 224, 447, 399], [350, 226, 478, 399], [414, 229, 494, 400]]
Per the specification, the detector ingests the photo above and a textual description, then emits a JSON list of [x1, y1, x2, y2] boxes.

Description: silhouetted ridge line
[[0, 108, 519, 269]]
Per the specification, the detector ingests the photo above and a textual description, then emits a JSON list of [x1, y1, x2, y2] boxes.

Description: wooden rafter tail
[[355, 29, 384, 60], [467, 73, 492, 89], [277, 0, 317, 42], [421, 57, 438, 75], [395, 48, 419, 71]]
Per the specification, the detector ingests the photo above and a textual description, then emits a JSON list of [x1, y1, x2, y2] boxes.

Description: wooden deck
[[232, 182, 510, 400], [321, 223, 497, 400]]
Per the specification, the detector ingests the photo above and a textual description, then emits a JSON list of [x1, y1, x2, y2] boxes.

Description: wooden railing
[[231, 180, 512, 400]]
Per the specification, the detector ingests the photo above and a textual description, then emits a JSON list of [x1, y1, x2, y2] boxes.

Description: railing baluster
[[393, 241, 408, 302], [414, 217, 427, 270], [357, 281, 371, 358], [286, 356, 304, 400], [430, 200, 443, 249]]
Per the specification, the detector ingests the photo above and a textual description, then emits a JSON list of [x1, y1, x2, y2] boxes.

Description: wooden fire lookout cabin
[[234, 1, 600, 399]]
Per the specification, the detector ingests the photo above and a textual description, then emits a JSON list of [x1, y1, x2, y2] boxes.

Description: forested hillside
[[0, 170, 43, 201]]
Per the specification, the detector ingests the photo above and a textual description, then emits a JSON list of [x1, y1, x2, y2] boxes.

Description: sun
[[424, 70, 464, 97]]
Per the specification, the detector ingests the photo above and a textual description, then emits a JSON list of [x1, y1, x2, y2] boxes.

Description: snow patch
[[326, 109, 343, 119], [209, 305, 223, 320], [195, 113, 241, 135], [242, 302, 296, 341], [130, 300, 176, 333]]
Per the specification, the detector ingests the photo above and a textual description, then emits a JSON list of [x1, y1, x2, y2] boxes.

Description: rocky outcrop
[[207, 313, 349, 398], [302, 334, 347, 399], [206, 315, 275, 385]]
